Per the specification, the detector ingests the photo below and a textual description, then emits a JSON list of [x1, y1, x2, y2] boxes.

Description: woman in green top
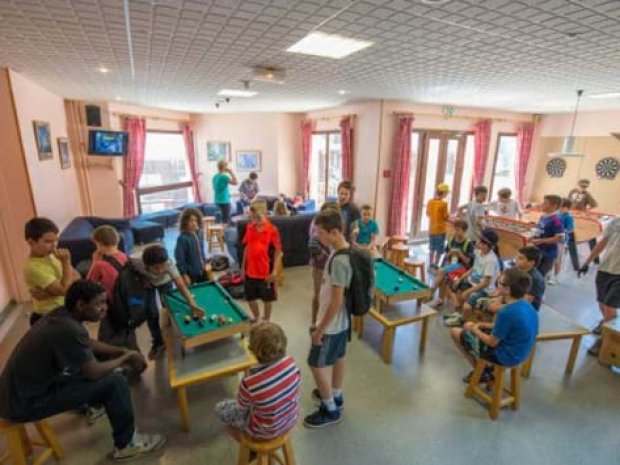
[[212, 160, 238, 226]]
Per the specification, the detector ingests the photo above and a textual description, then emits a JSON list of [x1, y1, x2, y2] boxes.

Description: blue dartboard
[[596, 157, 619, 180]]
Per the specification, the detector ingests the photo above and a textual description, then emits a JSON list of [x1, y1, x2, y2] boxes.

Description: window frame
[[489, 132, 518, 199], [136, 130, 193, 214]]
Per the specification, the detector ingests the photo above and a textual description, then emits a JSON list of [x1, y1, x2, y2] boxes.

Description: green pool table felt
[[163, 282, 249, 338], [374, 259, 429, 296]]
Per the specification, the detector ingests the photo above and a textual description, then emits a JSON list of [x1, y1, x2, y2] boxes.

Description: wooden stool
[[203, 216, 216, 240], [599, 318, 620, 367], [0, 419, 63, 465], [403, 258, 426, 284], [207, 224, 226, 252], [387, 244, 409, 269], [390, 235, 408, 245], [465, 359, 521, 420], [237, 431, 296, 465]]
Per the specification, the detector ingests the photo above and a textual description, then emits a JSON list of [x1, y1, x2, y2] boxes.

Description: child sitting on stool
[[215, 322, 301, 442]]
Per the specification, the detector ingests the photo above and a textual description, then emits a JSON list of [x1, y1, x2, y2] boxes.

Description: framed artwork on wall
[[57, 138, 71, 169], [33, 120, 52, 160], [207, 141, 230, 161], [236, 150, 261, 171]]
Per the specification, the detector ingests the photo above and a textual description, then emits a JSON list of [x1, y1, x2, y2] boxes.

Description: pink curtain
[[181, 123, 203, 202], [387, 116, 414, 236], [516, 122, 535, 205], [340, 116, 354, 182], [301, 120, 314, 198], [122, 117, 146, 217], [473, 120, 492, 187]]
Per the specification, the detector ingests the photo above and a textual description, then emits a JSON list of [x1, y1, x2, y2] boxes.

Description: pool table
[[353, 259, 435, 364], [162, 281, 251, 351]]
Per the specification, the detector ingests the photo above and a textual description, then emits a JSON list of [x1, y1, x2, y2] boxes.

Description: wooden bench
[[521, 305, 590, 378], [353, 303, 437, 364]]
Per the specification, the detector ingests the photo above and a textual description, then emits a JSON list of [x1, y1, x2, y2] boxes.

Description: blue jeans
[[145, 282, 172, 348], [10, 372, 135, 449]]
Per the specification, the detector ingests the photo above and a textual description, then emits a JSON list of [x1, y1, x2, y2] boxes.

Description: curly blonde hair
[[248, 322, 287, 363]]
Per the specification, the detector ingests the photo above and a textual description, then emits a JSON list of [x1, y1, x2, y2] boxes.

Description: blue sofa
[[59, 217, 135, 268]]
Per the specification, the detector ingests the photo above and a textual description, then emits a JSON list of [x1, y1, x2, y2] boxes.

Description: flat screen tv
[[88, 130, 128, 156]]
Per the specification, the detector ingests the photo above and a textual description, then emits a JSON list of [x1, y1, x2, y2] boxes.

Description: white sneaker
[[86, 406, 105, 425], [547, 276, 557, 285], [443, 311, 460, 320], [112, 433, 166, 462], [428, 297, 444, 308], [444, 315, 463, 327]]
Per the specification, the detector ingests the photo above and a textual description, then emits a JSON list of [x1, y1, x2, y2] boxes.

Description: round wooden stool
[[403, 258, 426, 284], [0, 418, 63, 465], [237, 431, 296, 465], [203, 216, 217, 240], [207, 224, 226, 252], [465, 358, 521, 420], [388, 244, 409, 269], [390, 235, 409, 245]]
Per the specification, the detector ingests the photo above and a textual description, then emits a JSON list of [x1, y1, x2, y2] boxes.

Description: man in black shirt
[[0, 280, 165, 462], [337, 181, 361, 241]]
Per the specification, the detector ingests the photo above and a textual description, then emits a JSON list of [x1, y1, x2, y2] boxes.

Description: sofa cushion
[[136, 209, 180, 228], [129, 219, 165, 245]]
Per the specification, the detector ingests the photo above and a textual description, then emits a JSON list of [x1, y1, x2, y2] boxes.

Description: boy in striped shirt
[[216, 322, 301, 441]]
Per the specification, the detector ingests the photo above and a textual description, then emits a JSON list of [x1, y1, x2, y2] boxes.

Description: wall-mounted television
[[88, 130, 128, 156]]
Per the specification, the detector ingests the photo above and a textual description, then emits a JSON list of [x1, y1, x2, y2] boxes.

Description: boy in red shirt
[[87, 225, 128, 299], [242, 199, 283, 322]]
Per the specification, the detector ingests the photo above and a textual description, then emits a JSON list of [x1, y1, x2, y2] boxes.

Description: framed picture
[[33, 120, 52, 160], [236, 150, 262, 171], [207, 141, 230, 162], [57, 138, 71, 169]]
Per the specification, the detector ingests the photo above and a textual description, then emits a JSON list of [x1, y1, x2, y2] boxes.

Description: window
[[138, 132, 193, 213], [459, 135, 475, 204], [491, 134, 518, 199], [309, 132, 342, 203]]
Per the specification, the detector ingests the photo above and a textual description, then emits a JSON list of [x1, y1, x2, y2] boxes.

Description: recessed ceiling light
[[217, 89, 258, 97], [98, 66, 109, 73], [286, 31, 373, 59], [115, 96, 122, 101], [588, 92, 620, 99], [420, 0, 451, 5], [338, 90, 348, 95]]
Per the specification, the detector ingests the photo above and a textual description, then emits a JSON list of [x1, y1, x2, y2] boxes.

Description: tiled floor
[[1, 241, 619, 464]]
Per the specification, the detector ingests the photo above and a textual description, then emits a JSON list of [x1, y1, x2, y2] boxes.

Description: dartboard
[[546, 158, 566, 178], [596, 157, 619, 180]]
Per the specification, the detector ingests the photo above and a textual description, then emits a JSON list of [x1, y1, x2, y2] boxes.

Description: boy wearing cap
[[427, 184, 450, 271], [568, 179, 599, 260]]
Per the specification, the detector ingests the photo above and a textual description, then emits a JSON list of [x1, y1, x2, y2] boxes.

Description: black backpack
[[102, 255, 148, 330], [328, 248, 374, 317]]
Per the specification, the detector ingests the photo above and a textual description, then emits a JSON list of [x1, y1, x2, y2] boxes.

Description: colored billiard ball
[[394, 286, 400, 291], [197, 319, 204, 328], [183, 315, 191, 324], [210, 315, 217, 322], [228, 318, 233, 323]]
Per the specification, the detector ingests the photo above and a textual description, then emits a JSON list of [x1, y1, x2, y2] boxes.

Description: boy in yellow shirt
[[426, 184, 450, 271], [24, 218, 79, 325]]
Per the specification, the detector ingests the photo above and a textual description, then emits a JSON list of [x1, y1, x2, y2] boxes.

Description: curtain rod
[[392, 111, 532, 124], [310, 113, 357, 122], [111, 111, 189, 123]]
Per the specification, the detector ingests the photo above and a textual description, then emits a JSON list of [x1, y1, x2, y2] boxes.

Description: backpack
[[210, 254, 230, 271], [328, 248, 374, 317], [102, 255, 148, 330], [218, 271, 245, 299]]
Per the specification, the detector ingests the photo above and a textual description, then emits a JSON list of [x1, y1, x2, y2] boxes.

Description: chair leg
[[35, 420, 63, 460], [282, 439, 297, 465], [237, 444, 251, 465], [465, 359, 486, 398], [5, 427, 28, 465], [489, 367, 505, 420], [18, 425, 32, 458], [510, 367, 521, 411], [257, 453, 270, 465], [419, 265, 426, 284], [382, 327, 395, 364]]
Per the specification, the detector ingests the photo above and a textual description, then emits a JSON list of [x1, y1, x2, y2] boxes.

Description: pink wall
[[0, 69, 38, 305], [192, 112, 303, 201], [9, 70, 82, 230], [306, 100, 533, 234]]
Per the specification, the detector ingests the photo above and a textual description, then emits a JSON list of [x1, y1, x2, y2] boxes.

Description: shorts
[[595, 271, 620, 308], [428, 234, 446, 254], [244, 278, 277, 302], [217, 203, 231, 223], [444, 264, 467, 283], [466, 290, 489, 307], [307, 330, 348, 368], [460, 330, 498, 363], [215, 399, 249, 431], [452, 279, 472, 293]]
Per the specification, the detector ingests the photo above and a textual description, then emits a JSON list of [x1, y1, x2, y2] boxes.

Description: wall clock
[[595, 157, 619, 180], [546, 157, 566, 178]]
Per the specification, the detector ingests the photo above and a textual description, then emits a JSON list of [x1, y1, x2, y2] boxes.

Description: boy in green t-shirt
[[24, 217, 79, 325]]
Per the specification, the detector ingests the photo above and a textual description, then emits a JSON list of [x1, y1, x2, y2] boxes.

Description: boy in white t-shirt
[[489, 188, 522, 220], [457, 185, 488, 241], [445, 230, 501, 327]]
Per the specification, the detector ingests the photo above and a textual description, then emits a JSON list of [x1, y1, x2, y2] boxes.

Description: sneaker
[[148, 344, 165, 360], [443, 311, 461, 320], [444, 315, 463, 327], [86, 406, 105, 425], [587, 340, 602, 357], [112, 433, 166, 462], [462, 368, 494, 384], [592, 321, 604, 335], [428, 297, 444, 308], [547, 276, 557, 285], [311, 389, 344, 411], [303, 405, 342, 429]]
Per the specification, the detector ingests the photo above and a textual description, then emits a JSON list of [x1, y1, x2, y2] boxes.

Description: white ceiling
[[1, 0, 620, 114]]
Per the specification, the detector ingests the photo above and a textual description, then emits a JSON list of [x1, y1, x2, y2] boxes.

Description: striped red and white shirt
[[237, 355, 301, 439]]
